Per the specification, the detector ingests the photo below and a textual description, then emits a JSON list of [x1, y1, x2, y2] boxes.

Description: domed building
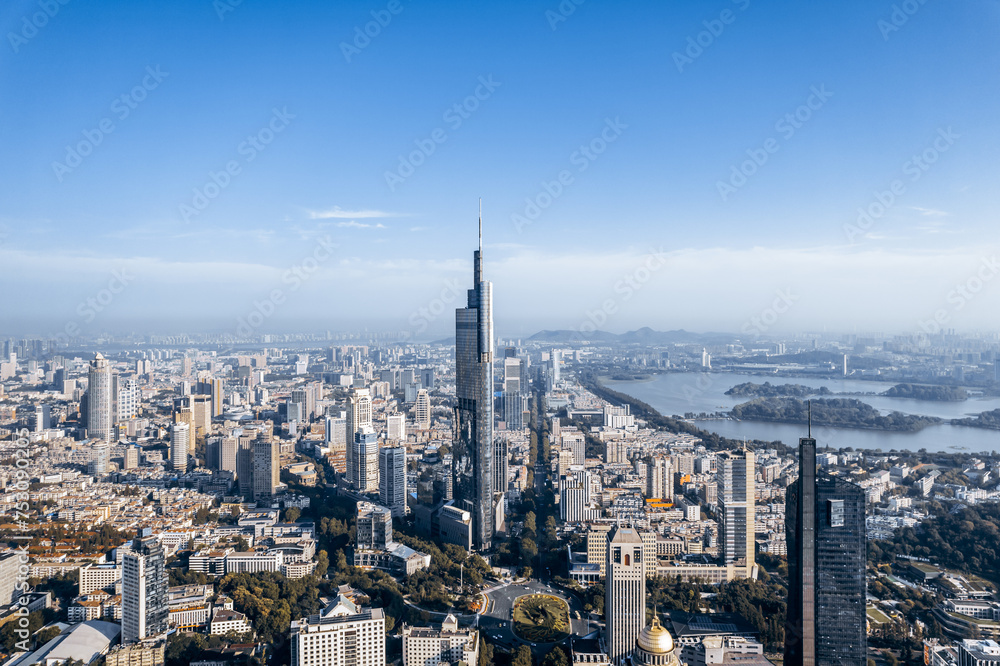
[[633, 613, 683, 666]]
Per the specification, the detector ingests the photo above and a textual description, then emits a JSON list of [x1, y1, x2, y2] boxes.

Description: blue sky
[[1, 0, 998, 339]]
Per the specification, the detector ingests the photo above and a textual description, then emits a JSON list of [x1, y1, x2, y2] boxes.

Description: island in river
[[730, 397, 942, 432]]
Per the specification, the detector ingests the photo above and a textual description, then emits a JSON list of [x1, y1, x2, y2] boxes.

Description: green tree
[[315, 550, 329, 577], [513, 645, 533, 666], [477, 638, 493, 666], [542, 646, 569, 666], [284, 507, 301, 523], [524, 511, 537, 535]]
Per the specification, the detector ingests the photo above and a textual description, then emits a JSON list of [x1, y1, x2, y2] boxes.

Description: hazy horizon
[[3, 0, 999, 339]]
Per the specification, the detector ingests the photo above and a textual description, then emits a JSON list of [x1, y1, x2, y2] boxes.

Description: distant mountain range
[[526, 327, 736, 345]]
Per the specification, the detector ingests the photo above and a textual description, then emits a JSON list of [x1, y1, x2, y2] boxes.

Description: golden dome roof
[[637, 613, 674, 654]]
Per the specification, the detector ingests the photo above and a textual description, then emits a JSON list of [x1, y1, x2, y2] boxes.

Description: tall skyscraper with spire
[[453, 204, 495, 551]]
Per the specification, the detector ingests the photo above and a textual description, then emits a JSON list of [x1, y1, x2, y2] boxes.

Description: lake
[[605, 372, 1000, 454]]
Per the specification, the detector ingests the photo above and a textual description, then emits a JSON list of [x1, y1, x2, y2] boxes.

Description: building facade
[[605, 526, 646, 666], [785, 435, 867, 665], [453, 219, 495, 552]]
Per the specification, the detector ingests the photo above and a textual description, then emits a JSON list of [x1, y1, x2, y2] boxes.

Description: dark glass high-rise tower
[[453, 210, 494, 551], [785, 436, 867, 665]]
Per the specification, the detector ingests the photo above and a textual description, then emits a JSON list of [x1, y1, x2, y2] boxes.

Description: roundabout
[[511, 593, 571, 643]]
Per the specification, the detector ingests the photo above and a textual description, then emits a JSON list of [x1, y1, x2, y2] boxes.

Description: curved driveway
[[480, 580, 596, 657]]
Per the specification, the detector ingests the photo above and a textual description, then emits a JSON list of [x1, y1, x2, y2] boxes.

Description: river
[[605, 372, 1000, 453]]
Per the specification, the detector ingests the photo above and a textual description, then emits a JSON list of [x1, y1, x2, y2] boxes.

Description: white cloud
[[307, 207, 401, 219], [335, 221, 386, 229]]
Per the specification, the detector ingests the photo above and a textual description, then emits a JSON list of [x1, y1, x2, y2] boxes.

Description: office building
[[379, 446, 407, 518], [453, 214, 495, 551], [290, 596, 385, 666], [78, 562, 121, 595], [958, 639, 1000, 665], [493, 437, 508, 495], [503, 357, 523, 430], [402, 614, 479, 666], [785, 434, 867, 665], [414, 389, 431, 430], [236, 434, 255, 497], [605, 526, 646, 666], [122, 529, 168, 644], [87, 352, 114, 442], [718, 448, 755, 569], [253, 438, 279, 500]]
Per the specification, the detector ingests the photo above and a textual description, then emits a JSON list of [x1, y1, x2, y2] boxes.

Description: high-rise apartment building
[[253, 438, 279, 500], [89, 442, 111, 476], [453, 215, 495, 551], [347, 388, 373, 482], [785, 435, 867, 665], [605, 525, 646, 666], [87, 352, 114, 441], [122, 529, 168, 644], [352, 427, 379, 493], [717, 449, 755, 569], [379, 446, 407, 518], [356, 502, 393, 550], [170, 423, 189, 473], [646, 455, 672, 501], [117, 377, 140, 421], [414, 389, 431, 430], [386, 414, 406, 442]]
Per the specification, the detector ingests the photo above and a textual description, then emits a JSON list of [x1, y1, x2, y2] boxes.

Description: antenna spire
[[808, 400, 812, 438], [478, 198, 482, 251]]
